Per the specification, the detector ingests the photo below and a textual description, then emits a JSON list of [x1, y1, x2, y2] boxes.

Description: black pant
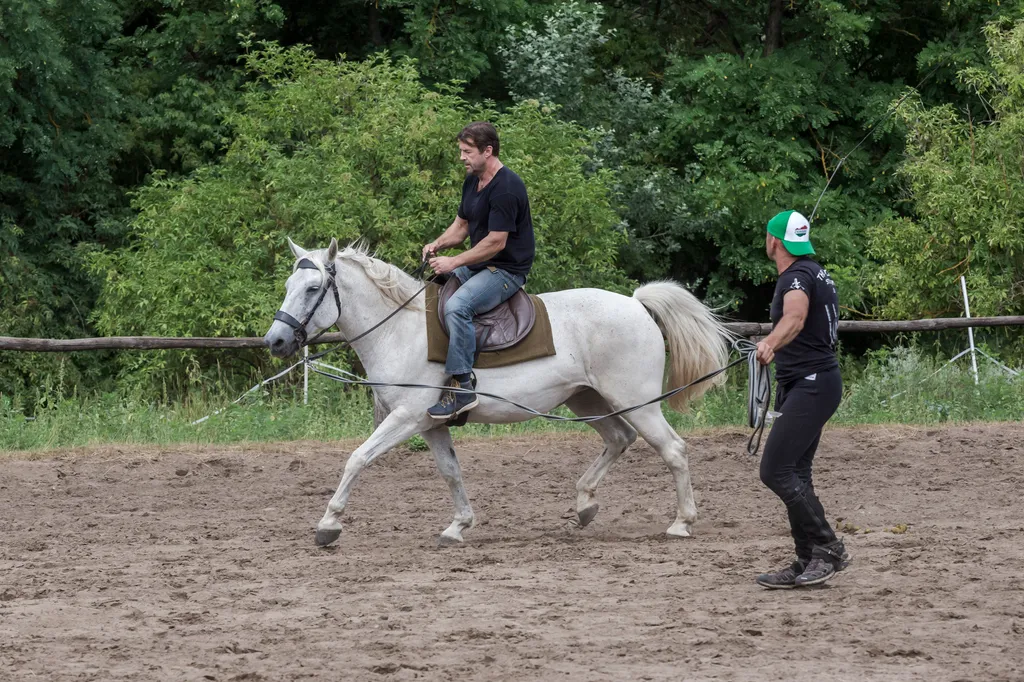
[[759, 367, 842, 565]]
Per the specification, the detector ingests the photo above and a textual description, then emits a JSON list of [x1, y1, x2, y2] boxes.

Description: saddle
[[437, 275, 536, 352]]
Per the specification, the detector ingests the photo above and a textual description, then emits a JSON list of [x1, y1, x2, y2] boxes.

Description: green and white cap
[[766, 210, 814, 256]]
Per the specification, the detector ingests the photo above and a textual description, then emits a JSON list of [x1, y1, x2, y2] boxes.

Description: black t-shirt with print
[[769, 257, 840, 384], [457, 166, 535, 277]]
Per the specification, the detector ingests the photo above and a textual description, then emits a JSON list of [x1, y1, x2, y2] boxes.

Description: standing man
[[422, 121, 535, 420], [754, 210, 850, 589]]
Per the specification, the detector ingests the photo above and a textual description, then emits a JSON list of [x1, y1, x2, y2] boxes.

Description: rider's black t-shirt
[[457, 166, 535, 277], [769, 257, 840, 385]]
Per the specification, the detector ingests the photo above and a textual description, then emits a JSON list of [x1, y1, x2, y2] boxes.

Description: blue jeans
[[444, 265, 525, 376]]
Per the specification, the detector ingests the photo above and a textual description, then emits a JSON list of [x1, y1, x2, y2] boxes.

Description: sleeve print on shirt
[[783, 269, 813, 294]]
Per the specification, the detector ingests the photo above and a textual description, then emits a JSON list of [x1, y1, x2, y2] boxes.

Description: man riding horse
[[421, 122, 536, 420]]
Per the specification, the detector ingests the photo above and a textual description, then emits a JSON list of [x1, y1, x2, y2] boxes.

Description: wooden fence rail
[[1, 316, 1023, 352]]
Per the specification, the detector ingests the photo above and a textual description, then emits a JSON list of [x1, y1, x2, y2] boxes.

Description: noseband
[[273, 258, 341, 347]]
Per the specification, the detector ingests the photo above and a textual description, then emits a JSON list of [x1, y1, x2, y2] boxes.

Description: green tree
[[0, 0, 289, 400], [380, 0, 553, 93], [89, 44, 627, 392], [0, 0, 129, 398], [114, 0, 286, 177], [869, 19, 1024, 327], [596, 0, 1020, 316], [499, 2, 693, 286]]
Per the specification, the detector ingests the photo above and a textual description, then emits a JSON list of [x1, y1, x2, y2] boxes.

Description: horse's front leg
[[315, 407, 423, 546]]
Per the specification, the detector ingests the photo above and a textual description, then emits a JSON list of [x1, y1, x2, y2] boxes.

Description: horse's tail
[[633, 281, 733, 412]]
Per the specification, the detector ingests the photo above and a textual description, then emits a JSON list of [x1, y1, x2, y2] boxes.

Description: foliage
[[88, 44, 627, 392], [658, 3, 907, 311], [499, 1, 610, 115], [869, 20, 1024, 328], [0, 0, 287, 400], [114, 0, 286, 175], [576, 0, 1020, 317], [499, 2, 693, 286], [380, 0, 551, 90], [0, 0, 129, 398]]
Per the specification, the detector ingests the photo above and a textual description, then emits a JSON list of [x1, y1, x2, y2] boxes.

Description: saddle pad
[[438, 275, 535, 351], [425, 282, 556, 369]]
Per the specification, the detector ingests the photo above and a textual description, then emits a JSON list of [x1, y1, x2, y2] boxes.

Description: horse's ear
[[287, 237, 308, 259], [326, 237, 338, 262]]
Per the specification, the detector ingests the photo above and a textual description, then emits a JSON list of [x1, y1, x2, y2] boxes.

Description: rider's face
[[459, 141, 490, 176]]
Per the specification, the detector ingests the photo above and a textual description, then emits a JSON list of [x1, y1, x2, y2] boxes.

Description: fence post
[[303, 345, 309, 405], [960, 275, 979, 386]]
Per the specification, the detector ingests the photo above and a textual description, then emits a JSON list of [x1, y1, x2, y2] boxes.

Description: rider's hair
[[456, 121, 500, 157]]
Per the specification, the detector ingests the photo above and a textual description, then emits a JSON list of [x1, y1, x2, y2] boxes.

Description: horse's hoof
[[315, 527, 342, 547], [437, 533, 463, 548], [666, 522, 693, 538], [577, 503, 600, 528]]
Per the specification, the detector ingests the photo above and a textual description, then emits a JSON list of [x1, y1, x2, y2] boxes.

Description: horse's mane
[[336, 241, 425, 310]]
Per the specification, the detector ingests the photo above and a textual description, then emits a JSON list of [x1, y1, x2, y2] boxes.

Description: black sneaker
[[756, 561, 805, 590], [427, 378, 479, 420], [794, 540, 850, 587]]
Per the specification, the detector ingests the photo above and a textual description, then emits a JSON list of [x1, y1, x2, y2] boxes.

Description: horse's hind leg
[[622, 404, 697, 538], [565, 389, 637, 529], [420, 426, 475, 545]]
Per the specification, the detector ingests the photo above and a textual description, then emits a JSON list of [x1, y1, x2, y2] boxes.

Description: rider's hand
[[755, 340, 775, 366], [422, 243, 438, 262], [429, 255, 457, 275]]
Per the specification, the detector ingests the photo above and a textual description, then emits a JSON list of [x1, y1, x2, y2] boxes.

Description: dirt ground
[[2, 423, 1023, 681]]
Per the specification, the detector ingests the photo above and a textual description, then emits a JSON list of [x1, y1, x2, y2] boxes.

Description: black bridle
[[273, 258, 342, 348], [273, 256, 431, 351]]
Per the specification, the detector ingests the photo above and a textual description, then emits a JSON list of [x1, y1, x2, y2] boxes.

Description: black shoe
[[427, 378, 479, 420], [794, 540, 850, 587], [756, 561, 805, 590]]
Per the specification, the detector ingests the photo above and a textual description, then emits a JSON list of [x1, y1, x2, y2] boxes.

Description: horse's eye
[[307, 286, 320, 293]]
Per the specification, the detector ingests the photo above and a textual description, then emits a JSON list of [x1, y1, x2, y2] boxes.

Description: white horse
[[264, 238, 731, 546]]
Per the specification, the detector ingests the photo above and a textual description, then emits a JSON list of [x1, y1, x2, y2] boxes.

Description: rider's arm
[[425, 217, 470, 256], [449, 231, 508, 268], [430, 216, 468, 250]]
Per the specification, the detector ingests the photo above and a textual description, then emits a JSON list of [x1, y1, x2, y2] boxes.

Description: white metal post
[[960, 275, 979, 385], [303, 345, 309, 405]]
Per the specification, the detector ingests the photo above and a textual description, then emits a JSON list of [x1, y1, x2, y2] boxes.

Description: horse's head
[[264, 237, 340, 358]]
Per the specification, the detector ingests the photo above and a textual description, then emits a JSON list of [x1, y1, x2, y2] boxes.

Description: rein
[[308, 337, 771, 455], [738, 338, 772, 457]]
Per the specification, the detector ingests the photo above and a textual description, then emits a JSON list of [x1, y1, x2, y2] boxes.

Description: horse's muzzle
[[264, 324, 299, 358]]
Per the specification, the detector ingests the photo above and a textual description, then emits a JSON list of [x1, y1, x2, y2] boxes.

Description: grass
[[2, 346, 1022, 453]]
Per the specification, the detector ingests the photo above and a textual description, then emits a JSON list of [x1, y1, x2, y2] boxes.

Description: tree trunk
[[369, 1, 384, 47], [763, 0, 784, 57]]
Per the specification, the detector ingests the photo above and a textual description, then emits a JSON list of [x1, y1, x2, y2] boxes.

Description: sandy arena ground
[[2, 423, 1023, 681]]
